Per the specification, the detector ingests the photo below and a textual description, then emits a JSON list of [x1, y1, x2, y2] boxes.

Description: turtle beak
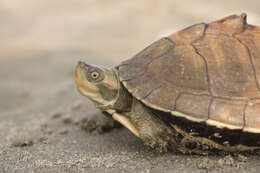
[[75, 61, 89, 81], [74, 61, 99, 96]]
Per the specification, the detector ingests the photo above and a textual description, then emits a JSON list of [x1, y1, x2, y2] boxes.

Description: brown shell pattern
[[118, 13, 260, 133]]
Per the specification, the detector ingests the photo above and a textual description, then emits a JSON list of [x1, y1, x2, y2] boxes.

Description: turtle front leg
[[106, 109, 140, 137], [127, 99, 179, 152]]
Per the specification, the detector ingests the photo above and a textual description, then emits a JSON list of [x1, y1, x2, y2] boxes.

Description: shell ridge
[[242, 100, 249, 130], [163, 78, 206, 92], [173, 92, 211, 121], [206, 13, 248, 35], [173, 92, 182, 111], [138, 91, 259, 114], [233, 35, 260, 93], [140, 85, 162, 100], [168, 23, 207, 45], [190, 23, 208, 44], [191, 44, 212, 94], [163, 37, 176, 45], [119, 39, 175, 82], [120, 47, 173, 82], [120, 70, 147, 82], [207, 97, 214, 120], [120, 37, 173, 67]]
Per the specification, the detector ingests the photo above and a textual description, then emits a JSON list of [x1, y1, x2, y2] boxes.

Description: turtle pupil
[[91, 72, 99, 79]]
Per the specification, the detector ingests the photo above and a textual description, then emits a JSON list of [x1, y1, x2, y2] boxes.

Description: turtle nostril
[[78, 61, 89, 68], [77, 61, 91, 69], [78, 61, 85, 66]]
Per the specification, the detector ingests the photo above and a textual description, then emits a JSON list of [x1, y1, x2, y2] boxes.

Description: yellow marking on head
[[74, 65, 99, 96]]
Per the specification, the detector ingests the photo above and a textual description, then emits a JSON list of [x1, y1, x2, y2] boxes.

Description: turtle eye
[[87, 69, 104, 83], [90, 71, 99, 79]]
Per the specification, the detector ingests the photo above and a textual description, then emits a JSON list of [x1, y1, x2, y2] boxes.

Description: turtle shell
[[117, 13, 260, 138]]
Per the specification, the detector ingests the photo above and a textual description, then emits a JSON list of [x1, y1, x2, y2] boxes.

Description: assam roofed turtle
[[74, 13, 260, 153]]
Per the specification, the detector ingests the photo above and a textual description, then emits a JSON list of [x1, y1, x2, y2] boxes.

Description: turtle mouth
[[75, 62, 88, 81]]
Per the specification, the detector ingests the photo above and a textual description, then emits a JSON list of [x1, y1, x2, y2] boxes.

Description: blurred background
[[1, 1, 260, 171], [2, 0, 260, 63]]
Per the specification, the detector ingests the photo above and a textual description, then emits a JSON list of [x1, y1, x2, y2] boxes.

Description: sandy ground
[[1, 0, 260, 172]]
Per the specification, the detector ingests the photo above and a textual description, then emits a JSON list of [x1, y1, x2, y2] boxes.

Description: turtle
[[74, 13, 260, 153]]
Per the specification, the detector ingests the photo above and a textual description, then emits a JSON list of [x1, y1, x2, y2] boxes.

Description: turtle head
[[74, 61, 120, 110]]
